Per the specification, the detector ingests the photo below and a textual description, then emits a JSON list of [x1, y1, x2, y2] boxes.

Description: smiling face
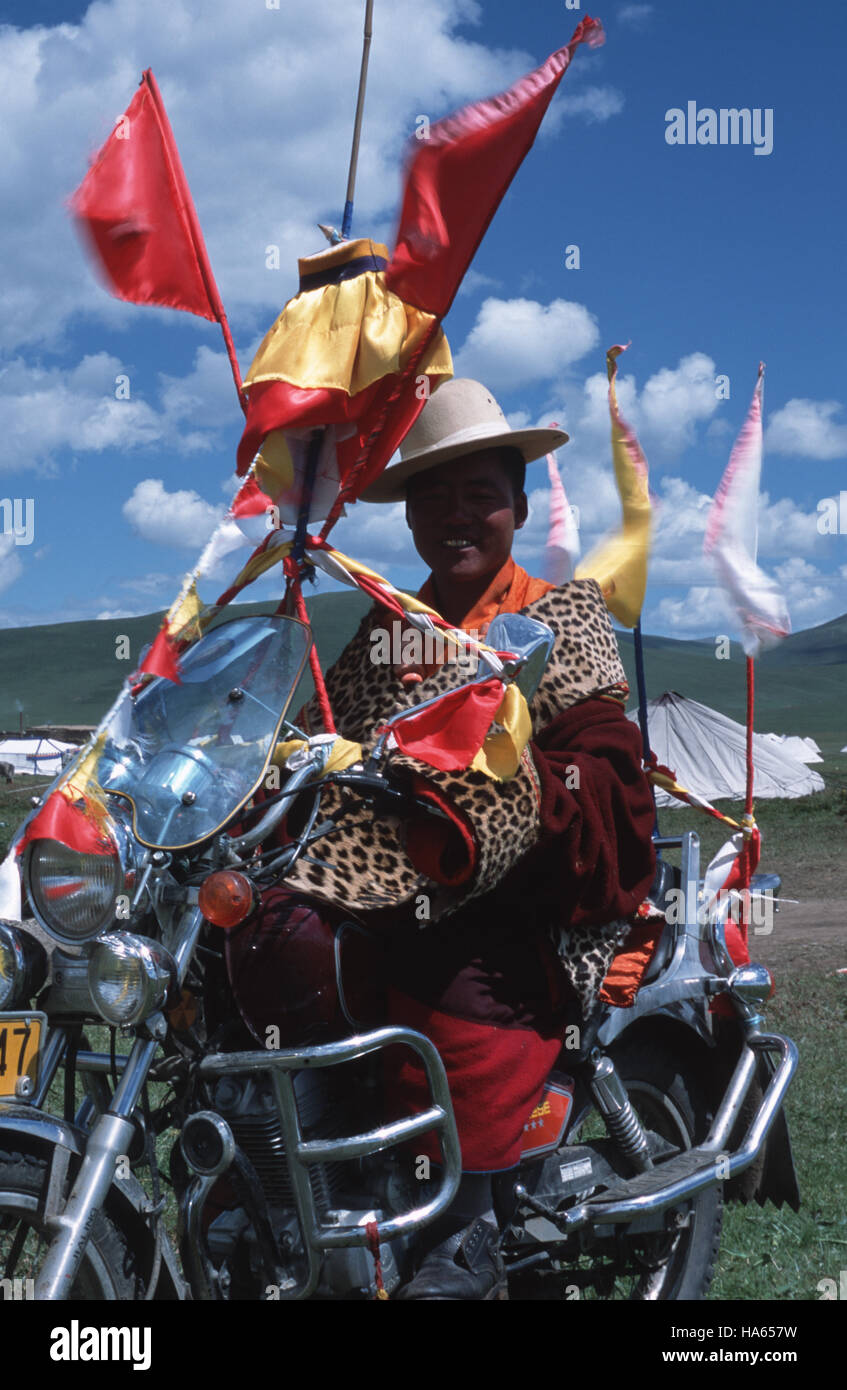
[[404, 448, 528, 604]]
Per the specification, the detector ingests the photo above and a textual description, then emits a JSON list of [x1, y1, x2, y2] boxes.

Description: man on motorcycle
[[273, 377, 657, 1298]]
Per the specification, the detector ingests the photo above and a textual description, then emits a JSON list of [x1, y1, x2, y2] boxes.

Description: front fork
[[33, 908, 204, 1301]]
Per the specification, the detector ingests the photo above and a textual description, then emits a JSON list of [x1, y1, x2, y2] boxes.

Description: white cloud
[[0, 345, 251, 470], [505, 409, 530, 429], [639, 353, 722, 453], [555, 86, 624, 124], [456, 269, 502, 298], [772, 556, 844, 623], [118, 571, 177, 596], [557, 466, 620, 536], [0, 353, 162, 469], [122, 478, 224, 548], [543, 352, 724, 465], [765, 398, 847, 460], [618, 4, 654, 27], [158, 345, 245, 434], [647, 554, 845, 639], [651, 585, 733, 636], [332, 499, 422, 574], [757, 492, 823, 558], [453, 297, 599, 392], [0, 0, 610, 357], [94, 607, 144, 621], [0, 533, 23, 598], [511, 464, 831, 599]]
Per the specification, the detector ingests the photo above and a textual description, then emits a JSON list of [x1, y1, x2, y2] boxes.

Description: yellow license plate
[[0, 1013, 45, 1100]]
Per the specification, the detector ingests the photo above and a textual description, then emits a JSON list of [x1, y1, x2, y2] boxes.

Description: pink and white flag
[[703, 364, 790, 658], [544, 453, 581, 583]]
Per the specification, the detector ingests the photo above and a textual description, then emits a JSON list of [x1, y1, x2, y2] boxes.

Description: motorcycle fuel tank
[[225, 887, 386, 1046]]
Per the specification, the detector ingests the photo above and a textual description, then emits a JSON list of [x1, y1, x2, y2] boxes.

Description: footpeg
[[585, 1145, 720, 1207]]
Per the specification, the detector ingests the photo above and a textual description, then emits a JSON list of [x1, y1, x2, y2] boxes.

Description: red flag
[[386, 16, 605, 318], [16, 789, 115, 858], [138, 623, 182, 684], [230, 475, 274, 518], [235, 17, 603, 504], [71, 70, 219, 321], [387, 677, 505, 772]]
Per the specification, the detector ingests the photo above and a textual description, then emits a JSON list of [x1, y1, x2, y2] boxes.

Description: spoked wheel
[[510, 1042, 723, 1302], [0, 1149, 145, 1300]]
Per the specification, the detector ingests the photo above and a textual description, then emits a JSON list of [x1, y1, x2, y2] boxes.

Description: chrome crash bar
[[196, 1024, 462, 1298], [546, 1029, 797, 1231]]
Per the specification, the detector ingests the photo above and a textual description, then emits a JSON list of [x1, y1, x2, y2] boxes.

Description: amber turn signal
[[198, 870, 255, 929]]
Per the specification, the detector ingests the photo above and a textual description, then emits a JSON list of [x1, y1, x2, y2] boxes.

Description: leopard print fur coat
[[280, 577, 640, 1014]]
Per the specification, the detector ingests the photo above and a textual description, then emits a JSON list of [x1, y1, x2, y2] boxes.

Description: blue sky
[[0, 0, 844, 642]]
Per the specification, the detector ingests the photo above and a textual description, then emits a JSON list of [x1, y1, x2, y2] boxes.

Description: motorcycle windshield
[[96, 615, 312, 849]]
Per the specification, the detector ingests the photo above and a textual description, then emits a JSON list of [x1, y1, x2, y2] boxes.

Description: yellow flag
[[167, 580, 205, 643], [470, 684, 531, 781], [576, 344, 651, 627]]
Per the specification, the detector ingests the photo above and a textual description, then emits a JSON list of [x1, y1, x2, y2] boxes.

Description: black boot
[[395, 1217, 507, 1301]]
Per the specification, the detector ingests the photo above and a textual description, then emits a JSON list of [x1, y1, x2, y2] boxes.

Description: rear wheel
[[510, 1041, 723, 1301], [0, 1149, 146, 1300]]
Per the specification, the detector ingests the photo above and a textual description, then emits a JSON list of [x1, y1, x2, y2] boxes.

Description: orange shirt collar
[[418, 559, 555, 635]]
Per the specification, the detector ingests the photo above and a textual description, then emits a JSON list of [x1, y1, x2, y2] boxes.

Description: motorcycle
[[0, 609, 798, 1301]]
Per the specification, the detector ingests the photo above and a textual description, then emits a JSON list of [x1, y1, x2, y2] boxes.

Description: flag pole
[[341, 0, 375, 239], [633, 617, 659, 836], [143, 70, 247, 413]]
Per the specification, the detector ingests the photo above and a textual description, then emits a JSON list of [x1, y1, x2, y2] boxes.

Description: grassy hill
[[0, 591, 371, 731], [616, 613, 847, 752], [1, 597, 844, 753]]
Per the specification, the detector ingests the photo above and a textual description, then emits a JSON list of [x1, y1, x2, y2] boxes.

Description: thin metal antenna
[[341, 0, 374, 239]]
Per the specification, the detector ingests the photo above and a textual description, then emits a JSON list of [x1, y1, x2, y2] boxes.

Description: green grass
[[0, 779, 53, 862], [709, 971, 847, 1302], [42, 1025, 182, 1251], [35, 971, 845, 1302], [3, 602, 844, 1300], [657, 785, 847, 898]]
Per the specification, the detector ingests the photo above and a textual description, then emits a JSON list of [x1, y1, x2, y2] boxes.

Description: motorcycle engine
[[204, 1067, 402, 1298]]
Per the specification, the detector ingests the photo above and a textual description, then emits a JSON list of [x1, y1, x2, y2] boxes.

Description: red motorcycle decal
[[520, 1075, 574, 1158]]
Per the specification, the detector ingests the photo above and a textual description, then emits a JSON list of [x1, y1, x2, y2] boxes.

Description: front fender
[[0, 1103, 188, 1298]]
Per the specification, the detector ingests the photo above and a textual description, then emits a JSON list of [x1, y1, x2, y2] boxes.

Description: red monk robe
[[383, 562, 656, 1171]]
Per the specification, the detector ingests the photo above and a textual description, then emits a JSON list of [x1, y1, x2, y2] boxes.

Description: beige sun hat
[[361, 378, 569, 503]]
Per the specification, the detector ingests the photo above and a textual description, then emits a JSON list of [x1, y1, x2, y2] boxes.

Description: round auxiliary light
[[0, 924, 47, 1011], [88, 933, 177, 1027], [198, 870, 255, 929], [728, 963, 775, 1005]]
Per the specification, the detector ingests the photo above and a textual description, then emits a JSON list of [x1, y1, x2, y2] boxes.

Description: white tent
[[760, 732, 823, 763], [0, 737, 78, 778], [627, 692, 825, 805]]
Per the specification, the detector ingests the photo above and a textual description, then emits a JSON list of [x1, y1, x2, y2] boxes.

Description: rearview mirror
[[485, 613, 555, 702], [367, 614, 555, 766]]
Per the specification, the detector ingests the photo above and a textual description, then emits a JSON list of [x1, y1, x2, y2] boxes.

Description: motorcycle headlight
[[88, 932, 177, 1027], [25, 832, 132, 944], [0, 924, 47, 1010]]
